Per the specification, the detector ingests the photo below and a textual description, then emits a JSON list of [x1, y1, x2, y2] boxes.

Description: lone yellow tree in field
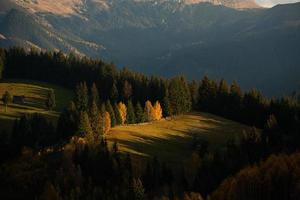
[[2, 91, 12, 112], [118, 102, 127, 125], [153, 101, 162, 121]]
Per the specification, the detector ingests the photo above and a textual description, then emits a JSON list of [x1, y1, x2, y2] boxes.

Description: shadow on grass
[[109, 114, 249, 166]]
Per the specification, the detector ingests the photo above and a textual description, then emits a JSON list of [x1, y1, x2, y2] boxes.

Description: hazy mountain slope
[[0, 0, 299, 96]]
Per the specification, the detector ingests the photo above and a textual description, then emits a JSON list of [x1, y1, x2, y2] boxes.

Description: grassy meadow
[[0, 79, 73, 133], [107, 112, 253, 166]]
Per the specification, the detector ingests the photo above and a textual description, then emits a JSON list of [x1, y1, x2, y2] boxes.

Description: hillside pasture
[[0, 80, 73, 133], [107, 112, 254, 166]]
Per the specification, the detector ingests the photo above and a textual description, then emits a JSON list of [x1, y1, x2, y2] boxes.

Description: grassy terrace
[[0, 80, 73, 133]]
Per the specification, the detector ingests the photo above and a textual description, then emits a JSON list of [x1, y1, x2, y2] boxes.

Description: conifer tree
[[217, 79, 229, 113], [89, 101, 102, 137], [2, 91, 12, 112], [78, 111, 94, 144], [135, 102, 145, 123], [75, 82, 89, 112], [57, 100, 78, 139], [126, 100, 136, 124], [189, 80, 199, 109], [118, 102, 127, 125], [169, 76, 191, 115], [162, 96, 172, 117], [123, 80, 133, 100], [110, 81, 119, 101], [46, 89, 56, 110], [106, 100, 116, 127], [90, 82, 100, 105]]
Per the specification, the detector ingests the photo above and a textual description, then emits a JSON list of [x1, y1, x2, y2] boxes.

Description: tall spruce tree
[[189, 80, 199, 109], [75, 82, 89, 112], [135, 102, 145, 123], [126, 100, 136, 124], [90, 82, 100, 105], [168, 76, 191, 115], [89, 101, 102, 138], [110, 81, 119, 102], [78, 111, 94, 144]]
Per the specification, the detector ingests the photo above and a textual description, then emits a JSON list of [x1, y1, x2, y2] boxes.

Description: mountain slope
[[0, 0, 299, 96]]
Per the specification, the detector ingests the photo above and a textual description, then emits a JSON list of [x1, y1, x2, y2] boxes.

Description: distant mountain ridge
[[0, 0, 300, 96], [13, 0, 260, 16]]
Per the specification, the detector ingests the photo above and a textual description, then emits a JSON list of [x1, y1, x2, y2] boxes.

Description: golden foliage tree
[[145, 100, 163, 122], [103, 111, 111, 134], [153, 101, 163, 121], [144, 100, 154, 122], [118, 102, 127, 125]]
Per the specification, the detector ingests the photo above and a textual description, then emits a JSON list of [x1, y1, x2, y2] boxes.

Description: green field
[[107, 112, 253, 166], [0, 80, 73, 133]]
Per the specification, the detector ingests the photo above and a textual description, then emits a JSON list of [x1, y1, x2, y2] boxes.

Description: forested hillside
[[0, 47, 300, 199]]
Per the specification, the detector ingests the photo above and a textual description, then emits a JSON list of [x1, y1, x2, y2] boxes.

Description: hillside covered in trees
[[0, 47, 300, 199]]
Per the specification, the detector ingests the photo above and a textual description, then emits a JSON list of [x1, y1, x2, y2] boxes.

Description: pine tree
[[45, 89, 56, 110], [123, 80, 133, 100], [217, 79, 229, 113], [110, 81, 119, 101], [75, 82, 89, 112], [106, 100, 116, 127], [118, 102, 127, 125], [162, 96, 172, 117], [126, 100, 136, 124], [78, 111, 94, 144], [89, 101, 102, 137], [169, 76, 191, 115], [189, 80, 199, 109], [135, 102, 145, 123], [2, 91, 12, 112], [90, 82, 100, 105]]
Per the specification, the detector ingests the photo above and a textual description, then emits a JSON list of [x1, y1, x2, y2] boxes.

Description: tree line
[[0, 47, 191, 116]]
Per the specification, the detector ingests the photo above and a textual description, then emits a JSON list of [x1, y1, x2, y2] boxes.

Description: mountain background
[[0, 0, 299, 96]]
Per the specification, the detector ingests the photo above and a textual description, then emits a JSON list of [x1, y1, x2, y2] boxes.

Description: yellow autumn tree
[[144, 100, 154, 121], [153, 101, 163, 121], [103, 111, 111, 134], [118, 102, 127, 125]]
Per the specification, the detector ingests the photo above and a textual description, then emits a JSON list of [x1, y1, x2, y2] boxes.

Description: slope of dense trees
[[0, 47, 300, 200], [211, 153, 300, 200]]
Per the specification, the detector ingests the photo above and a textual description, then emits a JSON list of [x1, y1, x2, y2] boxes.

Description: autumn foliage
[[144, 100, 163, 122], [118, 102, 127, 125]]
